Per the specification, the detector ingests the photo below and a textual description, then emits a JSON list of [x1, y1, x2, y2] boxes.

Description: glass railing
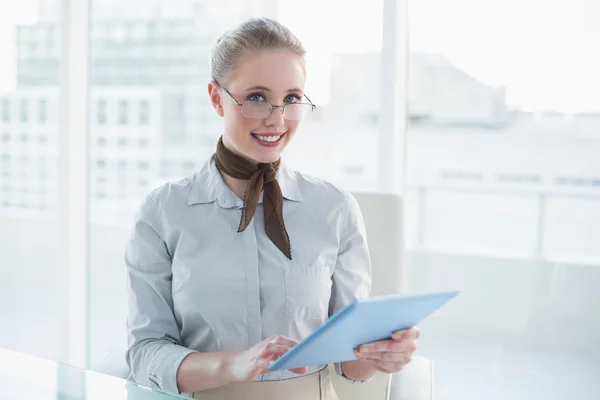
[[406, 250, 600, 400], [0, 348, 187, 400]]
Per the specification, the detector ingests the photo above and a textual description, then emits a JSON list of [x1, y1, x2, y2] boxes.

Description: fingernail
[[392, 331, 403, 340]]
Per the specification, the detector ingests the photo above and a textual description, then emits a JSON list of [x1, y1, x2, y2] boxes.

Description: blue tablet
[[268, 290, 460, 371]]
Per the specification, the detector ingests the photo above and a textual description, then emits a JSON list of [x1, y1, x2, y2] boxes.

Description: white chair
[[328, 192, 434, 400], [95, 191, 434, 399]]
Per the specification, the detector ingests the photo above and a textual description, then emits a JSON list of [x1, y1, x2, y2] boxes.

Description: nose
[[264, 105, 285, 127]]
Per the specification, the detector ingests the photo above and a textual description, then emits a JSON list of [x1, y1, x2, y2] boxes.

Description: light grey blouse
[[125, 155, 372, 395]]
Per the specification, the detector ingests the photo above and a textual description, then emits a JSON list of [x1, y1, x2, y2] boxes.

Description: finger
[[356, 351, 412, 363], [357, 340, 417, 354], [268, 335, 300, 348], [392, 326, 420, 340], [288, 366, 308, 374], [355, 339, 390, 353], [260, 343, 293, 357]]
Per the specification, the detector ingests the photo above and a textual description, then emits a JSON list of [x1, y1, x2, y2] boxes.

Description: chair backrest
[[352, 191, 405, 296], [329, 191, 405, 400]]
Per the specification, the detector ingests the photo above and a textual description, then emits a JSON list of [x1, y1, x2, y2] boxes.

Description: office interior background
[[0, 0, 599, 399]]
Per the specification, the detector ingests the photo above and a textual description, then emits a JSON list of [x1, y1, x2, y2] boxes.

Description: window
[[1, 98, 9, 121], [439, 170, 483, 182], [405, 0, 600, 398], [555, 176, 600, 188], [96, 99, 107, 125], [38, 99, 47, 123], [496, 173, 541, 185], [19, 99, 28, 122], [96, 137, 106, 146], [139, 100, 149, 125], [117, 100, 128, 125]]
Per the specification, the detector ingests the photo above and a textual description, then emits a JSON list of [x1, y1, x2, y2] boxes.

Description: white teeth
[[256, 135, 281, 142]]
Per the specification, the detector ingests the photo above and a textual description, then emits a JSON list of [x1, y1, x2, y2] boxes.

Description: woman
[[125, 17, 419, 400]]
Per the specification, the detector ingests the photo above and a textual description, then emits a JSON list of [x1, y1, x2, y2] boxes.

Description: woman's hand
[[353, 327, 420, 373], [227, 335, 308, 382]]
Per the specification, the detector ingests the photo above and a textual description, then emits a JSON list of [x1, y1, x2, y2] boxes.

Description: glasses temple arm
[[303, 93, 315, 107]]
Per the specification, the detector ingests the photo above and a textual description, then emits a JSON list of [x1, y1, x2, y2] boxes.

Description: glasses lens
[[241, 101, 271, 118], [284, 104, 314, 120]]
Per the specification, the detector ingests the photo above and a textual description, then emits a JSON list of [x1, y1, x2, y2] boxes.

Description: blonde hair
[[211, 17, 306, 86]]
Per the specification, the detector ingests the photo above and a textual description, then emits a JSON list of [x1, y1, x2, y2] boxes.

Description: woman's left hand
[[353, 326, 420, 373]]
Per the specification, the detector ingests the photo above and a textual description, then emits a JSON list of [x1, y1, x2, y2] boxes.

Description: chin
[[253, 152, 281, 164], [249, 144, 286, 164]]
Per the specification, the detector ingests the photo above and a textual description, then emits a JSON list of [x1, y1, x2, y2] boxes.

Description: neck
[[221, 173, 248, 200]]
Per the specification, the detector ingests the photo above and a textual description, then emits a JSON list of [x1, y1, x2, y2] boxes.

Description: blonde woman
[[125, 17, 419, 400]]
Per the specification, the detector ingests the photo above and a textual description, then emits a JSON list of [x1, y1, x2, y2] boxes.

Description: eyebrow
[[245, 85, 303, 94]]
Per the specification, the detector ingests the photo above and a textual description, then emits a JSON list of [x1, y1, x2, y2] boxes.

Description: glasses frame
[[216, 83, 316, 120]]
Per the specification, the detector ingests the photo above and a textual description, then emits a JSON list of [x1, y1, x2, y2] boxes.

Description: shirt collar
[[188, 155, 303, 208]]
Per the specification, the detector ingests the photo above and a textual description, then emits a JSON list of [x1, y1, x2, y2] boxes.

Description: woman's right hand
[[227, 335, 308, 382]]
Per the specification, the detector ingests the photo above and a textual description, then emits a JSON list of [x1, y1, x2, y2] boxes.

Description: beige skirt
[[191, 368, 339, 400]]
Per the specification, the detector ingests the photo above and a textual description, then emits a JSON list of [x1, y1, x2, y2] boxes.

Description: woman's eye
[[248, 94, 265, 102], [285, 94, 300, 103]]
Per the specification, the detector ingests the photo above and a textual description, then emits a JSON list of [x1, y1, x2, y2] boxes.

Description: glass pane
[[279, 0, 384, 188], [406, 0, 600, 398], [0, 1, 62, 361], [88, 0, 386, 370], [0, 348, 187, 399]]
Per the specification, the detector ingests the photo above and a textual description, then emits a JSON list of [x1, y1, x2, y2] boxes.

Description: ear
[[208, 81, 224, 117]]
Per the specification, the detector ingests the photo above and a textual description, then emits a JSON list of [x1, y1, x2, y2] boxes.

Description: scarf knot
[[214, 137, 292, 260], [261, 163, 277, 184]]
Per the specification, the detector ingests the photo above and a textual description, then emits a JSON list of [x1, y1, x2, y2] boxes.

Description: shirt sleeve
[[125, 192, 196, 395], [329, 191, 373, 384]]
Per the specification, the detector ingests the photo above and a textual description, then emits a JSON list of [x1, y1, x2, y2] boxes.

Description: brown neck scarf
[[214, 137, 292, 260]]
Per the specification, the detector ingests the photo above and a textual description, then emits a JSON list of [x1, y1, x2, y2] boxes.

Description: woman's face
[[209, 50, 307, 164]]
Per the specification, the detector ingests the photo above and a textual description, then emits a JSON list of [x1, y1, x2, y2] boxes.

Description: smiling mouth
[[251, 132, 286, 146]]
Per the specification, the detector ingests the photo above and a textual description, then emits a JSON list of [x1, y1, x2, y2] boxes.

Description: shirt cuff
[[148, 343, 197, 395], [334, 362, 371, 384]]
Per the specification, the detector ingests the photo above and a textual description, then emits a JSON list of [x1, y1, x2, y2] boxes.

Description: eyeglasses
[[218, 85, 316, 121]]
